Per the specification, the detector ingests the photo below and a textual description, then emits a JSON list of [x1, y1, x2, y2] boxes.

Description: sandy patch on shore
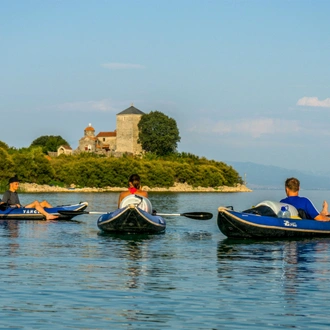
[[20, 182, 252, 193]]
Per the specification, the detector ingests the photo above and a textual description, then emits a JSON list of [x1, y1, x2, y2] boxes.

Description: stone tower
[[116, 104, 145, 154]]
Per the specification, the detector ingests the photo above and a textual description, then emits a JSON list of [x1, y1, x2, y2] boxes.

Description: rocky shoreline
[[20, 182, 252, 193]]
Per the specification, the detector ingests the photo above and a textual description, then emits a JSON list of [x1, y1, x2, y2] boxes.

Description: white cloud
[[53, 99, 117, 112], [190, 118, 301, 138], [297, 97, 330, 108], [101, 62, 145, 70]]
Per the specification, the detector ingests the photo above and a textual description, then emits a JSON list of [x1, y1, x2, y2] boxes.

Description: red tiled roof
[[96, 131, 116, 137]]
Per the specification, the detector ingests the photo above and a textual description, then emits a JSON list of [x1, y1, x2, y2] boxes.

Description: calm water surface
[[1, 190, 330, 329]]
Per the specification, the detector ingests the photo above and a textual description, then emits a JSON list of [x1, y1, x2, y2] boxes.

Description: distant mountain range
[[226, 161, 330, 190]]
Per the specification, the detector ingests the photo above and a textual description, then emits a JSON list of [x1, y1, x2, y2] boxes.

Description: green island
[[0, 148, 250, 193], [0, 109, 251, 193]]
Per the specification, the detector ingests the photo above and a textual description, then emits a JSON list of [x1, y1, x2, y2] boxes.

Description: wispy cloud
[[101, 62, 145, 70], [297, 97, 330, 108], [53, 99, 117, 112], [189, 118, 301, 138]]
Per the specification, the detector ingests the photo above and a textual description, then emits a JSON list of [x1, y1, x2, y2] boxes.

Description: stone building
[[77, 124, 97, 152], [57, 145, 73, 156], [76, 104, 145, 155], [95, 131, 116, 153]]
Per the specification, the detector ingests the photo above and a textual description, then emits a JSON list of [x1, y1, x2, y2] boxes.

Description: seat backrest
[[255, 200, 299, 218], [120, 195, 153, 213], [297, 209, 312, 219], [243, 205, 277, 217]]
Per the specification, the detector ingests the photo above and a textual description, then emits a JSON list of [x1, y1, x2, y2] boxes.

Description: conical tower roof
[[117, 104, 145, 115]]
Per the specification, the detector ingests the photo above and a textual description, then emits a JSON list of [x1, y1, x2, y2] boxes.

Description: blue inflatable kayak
[[218, 201, 330, 239], [0, 202, 88, 220]]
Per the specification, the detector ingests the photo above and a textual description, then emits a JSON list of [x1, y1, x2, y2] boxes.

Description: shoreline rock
[[19, 182, 252, 193]]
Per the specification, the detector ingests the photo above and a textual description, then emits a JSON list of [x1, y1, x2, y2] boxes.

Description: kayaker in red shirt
[[118, 174, 148, 208]]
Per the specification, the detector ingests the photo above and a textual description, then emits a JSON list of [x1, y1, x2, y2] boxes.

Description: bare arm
[[118, 191, 130, 208]]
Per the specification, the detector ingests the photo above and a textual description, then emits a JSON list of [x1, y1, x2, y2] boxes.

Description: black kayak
[[97, 204, 166, 234]]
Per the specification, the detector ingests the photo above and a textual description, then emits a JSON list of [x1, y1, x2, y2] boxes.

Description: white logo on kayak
[[283, 220, 297, 227], [23, 210, 40, 214]]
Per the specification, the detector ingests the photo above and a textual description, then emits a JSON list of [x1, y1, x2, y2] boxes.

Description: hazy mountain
[[226, 161, 330, 190]]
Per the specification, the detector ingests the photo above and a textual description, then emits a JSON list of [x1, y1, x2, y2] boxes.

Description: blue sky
[[1, 0, 330, 173]]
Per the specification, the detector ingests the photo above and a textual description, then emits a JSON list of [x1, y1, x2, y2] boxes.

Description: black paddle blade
[[181, 212, 213, 220]]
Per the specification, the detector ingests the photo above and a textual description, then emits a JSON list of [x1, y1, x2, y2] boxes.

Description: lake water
[[1, 190, 330, 329]]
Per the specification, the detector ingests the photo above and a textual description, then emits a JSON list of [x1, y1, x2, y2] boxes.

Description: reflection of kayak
[[0, 202, 88, 220], [97, 195, 166, 234], [217, 200, 330, 239]]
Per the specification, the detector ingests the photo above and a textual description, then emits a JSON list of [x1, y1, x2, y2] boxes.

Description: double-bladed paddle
[[58, 210, 213, 220]]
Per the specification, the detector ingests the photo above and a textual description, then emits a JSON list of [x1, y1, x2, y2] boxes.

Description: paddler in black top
[[0, 176, 58, 220], [1, 176, 22, 208]]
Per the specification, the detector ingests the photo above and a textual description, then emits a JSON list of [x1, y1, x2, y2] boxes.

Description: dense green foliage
[[0, 141, 9, 150], [138, 111, 181, 156], [30, 135, 69, 154], [0, 147, 15, 181], [12, 148, 55, 184], [0, 146, 243, 189]]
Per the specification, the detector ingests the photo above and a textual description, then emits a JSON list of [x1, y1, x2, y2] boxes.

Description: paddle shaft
[[155, 212, 213, 220], [84, 211, 107, 214], [58, 210, 107, 216], [156, 213, 182, 216]]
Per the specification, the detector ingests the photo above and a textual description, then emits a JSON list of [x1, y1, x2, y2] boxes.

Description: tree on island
[[0, 140, 9, 150], [30, 135, 69, 154], [12, 148, 55, 184], [0, 147, 14, 181], [138, 111, 181, 156]]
